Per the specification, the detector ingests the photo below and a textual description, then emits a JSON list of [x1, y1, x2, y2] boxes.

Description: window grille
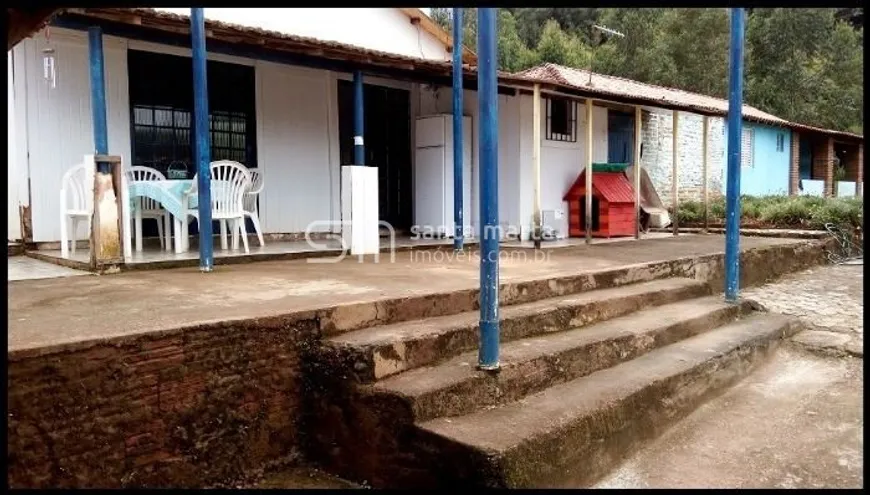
[[545, 97, 577, 142], [128, 49, 256, 179]]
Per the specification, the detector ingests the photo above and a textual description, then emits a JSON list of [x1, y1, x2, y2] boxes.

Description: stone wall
[[641, 110, 726, 206], [7, 317, 319, 488]]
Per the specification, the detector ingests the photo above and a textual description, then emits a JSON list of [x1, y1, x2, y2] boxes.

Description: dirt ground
[[596, 347, 863, 489], [254, 466, 361, 489]]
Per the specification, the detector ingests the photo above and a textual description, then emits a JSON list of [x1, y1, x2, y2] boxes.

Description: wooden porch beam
[[634, 106, 642, 239], [702, 116, 710, 232], [532, 84, 542, 242], [585, 98, 593, 245], [672, 110, 679, 236]]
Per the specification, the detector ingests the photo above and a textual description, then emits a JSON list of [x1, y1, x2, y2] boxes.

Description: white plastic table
[[128, 180, 194, 254]]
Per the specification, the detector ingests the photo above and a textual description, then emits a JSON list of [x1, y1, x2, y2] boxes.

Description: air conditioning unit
[[541, 209, 565, 240]]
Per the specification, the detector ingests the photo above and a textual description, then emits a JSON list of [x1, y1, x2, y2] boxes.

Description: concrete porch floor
[[8, 234, 806, 353], [27, 232, 676, 272], [28, 235, 482, 271]]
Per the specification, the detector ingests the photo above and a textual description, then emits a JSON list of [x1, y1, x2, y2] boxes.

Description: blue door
[[608, 111, 635, 164]]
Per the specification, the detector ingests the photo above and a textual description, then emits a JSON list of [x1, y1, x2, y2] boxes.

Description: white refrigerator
[[414, 114, 473, 238]]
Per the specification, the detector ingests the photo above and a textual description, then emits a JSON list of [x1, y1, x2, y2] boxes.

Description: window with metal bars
[[128, 49, 256, 179], [545, 97, 577, 142]]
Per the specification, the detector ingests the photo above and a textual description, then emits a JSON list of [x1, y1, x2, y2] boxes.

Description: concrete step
[[372, 296, 755, 422], [414, 312, 801, 488], [324, 277, 710, 382], [8, 242, 24, 257]]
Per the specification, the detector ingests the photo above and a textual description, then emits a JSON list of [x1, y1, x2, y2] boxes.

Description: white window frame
[[741, 127, 754, 168]]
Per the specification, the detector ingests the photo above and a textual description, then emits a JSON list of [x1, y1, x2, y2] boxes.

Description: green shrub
[[809, 197, 863, 230], [675, 200, 703, 224], [666, 194, 862, 229], [758, 197, 816, 226], [709, 197, 726, 220]]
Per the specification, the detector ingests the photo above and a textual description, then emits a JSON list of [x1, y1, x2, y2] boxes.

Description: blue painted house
[[724, 121, 792, 196]]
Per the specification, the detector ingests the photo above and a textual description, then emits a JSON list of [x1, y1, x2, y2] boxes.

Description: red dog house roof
[[563, 171, 635, 203]]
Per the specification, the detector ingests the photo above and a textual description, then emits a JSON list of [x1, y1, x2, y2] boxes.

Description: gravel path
[[743, 263, 863, 357]]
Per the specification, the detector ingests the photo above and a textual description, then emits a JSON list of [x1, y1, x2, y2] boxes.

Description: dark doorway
[[608, 111, 635, 164], [578, 197, 601, 232], [338, 81, 412, 231]]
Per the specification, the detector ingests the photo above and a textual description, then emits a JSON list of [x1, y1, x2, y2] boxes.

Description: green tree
[[535, 19, 591, 68], [591, 9, 668, 83], [497, 10, 538, 72], [816, 23, 863, 133], [650, 9, 730, 97], [431, 8, 863, 133], [429, 8, 451, 31], [745, 8, 863, 132], [507, 8, 599, 47]]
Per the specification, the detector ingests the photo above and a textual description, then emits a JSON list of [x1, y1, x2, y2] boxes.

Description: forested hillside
[[430, 8, 863, 134]]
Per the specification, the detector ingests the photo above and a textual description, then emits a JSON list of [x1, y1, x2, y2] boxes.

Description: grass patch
[[671, 194, 863, 230]]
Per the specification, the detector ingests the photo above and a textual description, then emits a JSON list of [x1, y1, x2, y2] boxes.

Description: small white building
[[7, 8, 862, 249]]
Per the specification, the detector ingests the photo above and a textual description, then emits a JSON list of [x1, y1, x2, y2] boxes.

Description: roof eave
[[398, 8, 477, 65], [7, 8, 63, 50]]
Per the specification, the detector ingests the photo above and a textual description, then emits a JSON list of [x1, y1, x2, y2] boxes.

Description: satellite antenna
[[592, 24, 626, 38], [588, 25, 626, 85]]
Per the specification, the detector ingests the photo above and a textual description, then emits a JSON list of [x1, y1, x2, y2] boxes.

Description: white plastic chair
[[59, 162, 94, 259], [240, 168, 265, 247], [126, 166, 171, 252], [183, 160, 252, 254]]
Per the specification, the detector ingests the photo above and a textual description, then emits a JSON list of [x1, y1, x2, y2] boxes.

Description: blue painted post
[[452, 8, 464, 251], [724, 8, 746, 302], [477, 8, 499, 371], [191, 8, 214, 272], [353, 70, 365, 165], [87, 27, 109, 171]]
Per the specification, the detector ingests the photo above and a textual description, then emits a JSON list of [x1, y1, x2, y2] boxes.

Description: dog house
[[563, 164, 637, 238]]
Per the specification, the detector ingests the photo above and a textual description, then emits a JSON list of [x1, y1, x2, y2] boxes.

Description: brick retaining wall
[[7, 317, 319, 488]]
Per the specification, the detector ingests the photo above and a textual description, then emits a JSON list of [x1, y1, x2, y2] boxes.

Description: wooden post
[[789, 131, 801, 196], [824, 136, 835, 198], [634, 106, 642, 239], [89, 154, 124, 273], [672, 110, 679, 236], [857, 144, 864, 197], [532, 84, 542, 246], [702, 115, 709, 233], [585, 99, 594, 244]]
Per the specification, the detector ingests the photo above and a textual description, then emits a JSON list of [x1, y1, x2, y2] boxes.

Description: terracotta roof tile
[[516, 63, 862, 140]]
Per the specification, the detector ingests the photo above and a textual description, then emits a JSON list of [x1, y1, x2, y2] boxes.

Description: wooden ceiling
[[7, 8, 62, 50]]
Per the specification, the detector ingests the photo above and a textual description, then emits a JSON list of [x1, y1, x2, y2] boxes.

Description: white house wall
[[255, 61, 336, 234], [14, 27, 444, 242], [535, 101, 608, 239], [8, 52, 22, 241], [419, 86, 527, 237], [154, 8, 451, 62], [16, 29, 132, 243]]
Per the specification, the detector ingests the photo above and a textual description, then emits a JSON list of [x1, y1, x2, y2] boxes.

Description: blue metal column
[[87, 27, 109, 171], [452, 8, 464, 251], [191, 8, 214, 272], [477, 8, 499, 370], [353, 70, 365, 165], [724, 8, 746, 301]]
